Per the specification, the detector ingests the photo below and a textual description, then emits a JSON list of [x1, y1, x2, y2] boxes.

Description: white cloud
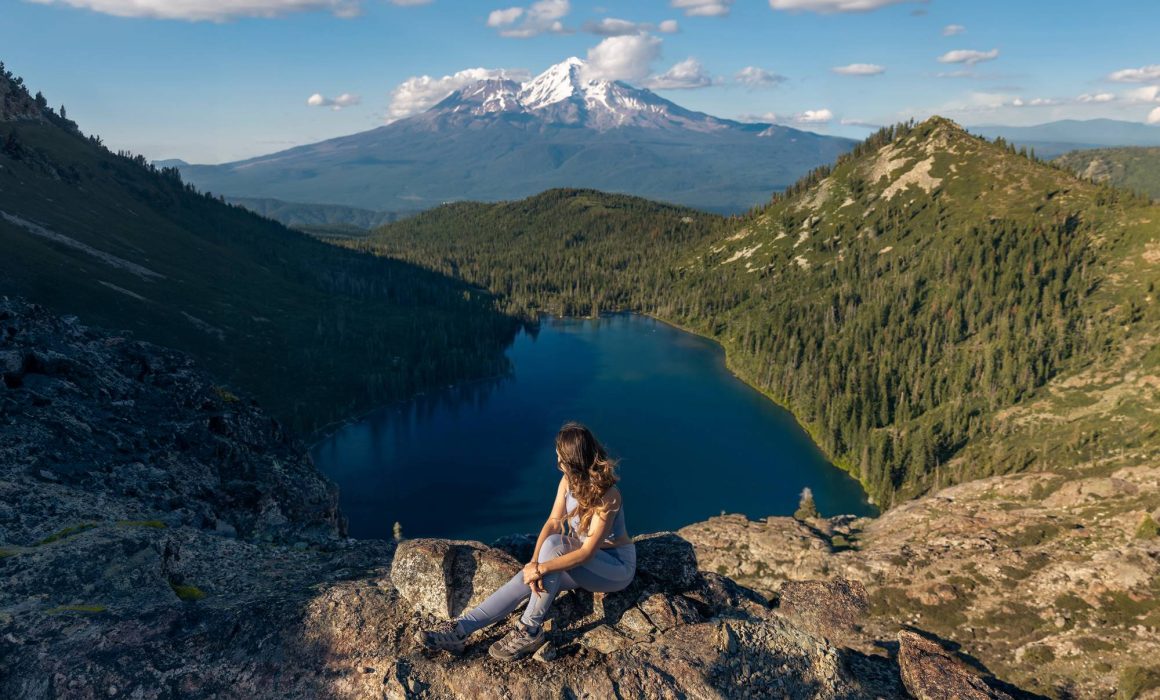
[[24, 0, 368, 20], [938, 48, 1000, 66], [581, 17, 679, 36], [735, 66, 787, 88], [671, 0, 732, 17], [1010, 97, 1059, 107], [769, 0, 919, 13], [306, 92, 361, 110], [1123, 86, 1160, 103], [582, 17, 642, 35], [1076, 92, 1116, 103], [1148, 107, 1160, 125], [1108, 65, 1160, 83], [492, 0, 570, 38], [841, 118, 880, 128], [644, 58, 714, 89], [582, 34, 663, 83], [486, 7, 524, 26], [386, 67, 530, 121], [832, 63, 885, 76], [795, 108, 833, 124], [942, 24, 965, 36]]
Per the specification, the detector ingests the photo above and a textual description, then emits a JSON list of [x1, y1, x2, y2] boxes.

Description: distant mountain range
[[174, 58, 855, 214], [968, 118, 1160, 158]]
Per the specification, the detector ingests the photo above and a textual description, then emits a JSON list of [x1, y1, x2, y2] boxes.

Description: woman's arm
[[536, 489, 620, 576]]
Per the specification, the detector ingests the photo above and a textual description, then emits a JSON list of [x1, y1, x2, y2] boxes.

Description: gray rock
[[898, 630, 1014, 700], [390, 538, 521, 618], [777, 578, 868, 640]]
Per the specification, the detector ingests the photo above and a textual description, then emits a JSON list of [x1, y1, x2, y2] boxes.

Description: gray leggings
[[456, 533, 637, 634]]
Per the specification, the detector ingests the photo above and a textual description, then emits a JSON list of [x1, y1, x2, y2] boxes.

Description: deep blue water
[[311, 312, 874, 543]]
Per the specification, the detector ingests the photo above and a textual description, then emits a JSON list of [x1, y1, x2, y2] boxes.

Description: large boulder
[[898, 630, 1014, 700], [390, 538, 522, 618], [632, 531, 699, 591], [777, 578, 868, 641]]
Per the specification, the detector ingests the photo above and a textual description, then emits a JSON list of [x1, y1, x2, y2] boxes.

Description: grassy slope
[[0, 111, 518, 435], [1055, 146, 1160, 201]]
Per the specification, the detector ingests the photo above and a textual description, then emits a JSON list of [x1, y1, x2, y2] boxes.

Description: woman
[[416, 421, 636, 661]]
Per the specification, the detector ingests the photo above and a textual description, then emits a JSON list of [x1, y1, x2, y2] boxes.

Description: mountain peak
[[426, 56, 737, 133], [518, 57, 591, 111]]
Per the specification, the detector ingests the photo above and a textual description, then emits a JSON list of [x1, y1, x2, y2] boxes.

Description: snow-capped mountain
[[175, 58, 856, 214], [425, 57, 729, 132]]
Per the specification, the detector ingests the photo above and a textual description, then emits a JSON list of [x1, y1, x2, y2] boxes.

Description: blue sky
[[3, 0, 1159, 163]]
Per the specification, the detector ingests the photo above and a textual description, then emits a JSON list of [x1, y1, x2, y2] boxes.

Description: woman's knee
[[538, 534, 570, 562]]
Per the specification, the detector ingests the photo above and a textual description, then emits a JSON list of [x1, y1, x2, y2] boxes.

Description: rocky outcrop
[[897, 631, 1013, 700], [0, 298, 911, 699], [0, 298, 344, 547], [679, 472, 1160, 699]]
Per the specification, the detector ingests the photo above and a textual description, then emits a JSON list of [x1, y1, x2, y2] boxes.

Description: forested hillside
[[347, 189, 724, 317], [0, 64, 519, 434], [358, 117, 1160, 508], [1056, 146, 1160, 200]]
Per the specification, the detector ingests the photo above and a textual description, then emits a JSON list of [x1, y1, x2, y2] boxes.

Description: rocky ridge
[[0, 297, 1025, 698]]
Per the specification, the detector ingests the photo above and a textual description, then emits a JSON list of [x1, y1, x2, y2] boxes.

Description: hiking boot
[[415, 619, 468, 655], [488, 621, 546, 661]]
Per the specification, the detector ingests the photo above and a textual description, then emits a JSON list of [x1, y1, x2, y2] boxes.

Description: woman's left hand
[[522, 562, 542, 586]]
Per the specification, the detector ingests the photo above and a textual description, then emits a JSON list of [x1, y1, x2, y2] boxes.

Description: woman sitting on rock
[[416, 421, 637, 661]]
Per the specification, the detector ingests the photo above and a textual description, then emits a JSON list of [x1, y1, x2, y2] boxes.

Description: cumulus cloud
[[832, 63, 885, 76], [644, 58, 714, 89], [769, 0, 919, 13], [490, 0, 570, 38], [735, 66, 787, 88], [795, 108, 833, 124], [671, 0, 732, 17], [23, 0, 371, 21], [307, 92, 361, 110], [1125, 86, 1160, 103], [1108, 65, 1160, 83], [938, 48, 1000, 66], [1076, 92, 1116, 103], [1149, 107, 1160, 125], [582, 34, 663, 83], [386, 67, 531, 121], [942, 24, 965, 36], [1010, 97, 1059, 107], [581, 17, 679, 36], [487, 7, 524, 26]]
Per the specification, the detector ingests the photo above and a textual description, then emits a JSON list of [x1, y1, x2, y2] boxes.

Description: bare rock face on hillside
[[679, 472, 1160, 699], [0, 298, 918, 699]]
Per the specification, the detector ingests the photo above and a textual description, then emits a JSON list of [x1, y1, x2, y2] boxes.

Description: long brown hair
[[557, 421, 621, 538]]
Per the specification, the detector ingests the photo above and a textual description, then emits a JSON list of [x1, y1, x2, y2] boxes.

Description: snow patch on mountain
[[429, 57, 733, 132]]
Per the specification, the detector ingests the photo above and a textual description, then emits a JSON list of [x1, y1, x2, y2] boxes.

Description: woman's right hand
[[523, 562, 545, 593]]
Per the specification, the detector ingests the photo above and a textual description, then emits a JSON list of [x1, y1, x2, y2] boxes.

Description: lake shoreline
[[313, 310, 875, 541], [632, 309, 880, 511]]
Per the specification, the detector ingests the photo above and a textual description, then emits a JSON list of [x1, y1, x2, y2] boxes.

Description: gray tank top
[[565, 486, 629, 544]]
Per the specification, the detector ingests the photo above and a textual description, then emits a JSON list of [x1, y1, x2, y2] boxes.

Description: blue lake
[[311, 312, 874, 543]]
